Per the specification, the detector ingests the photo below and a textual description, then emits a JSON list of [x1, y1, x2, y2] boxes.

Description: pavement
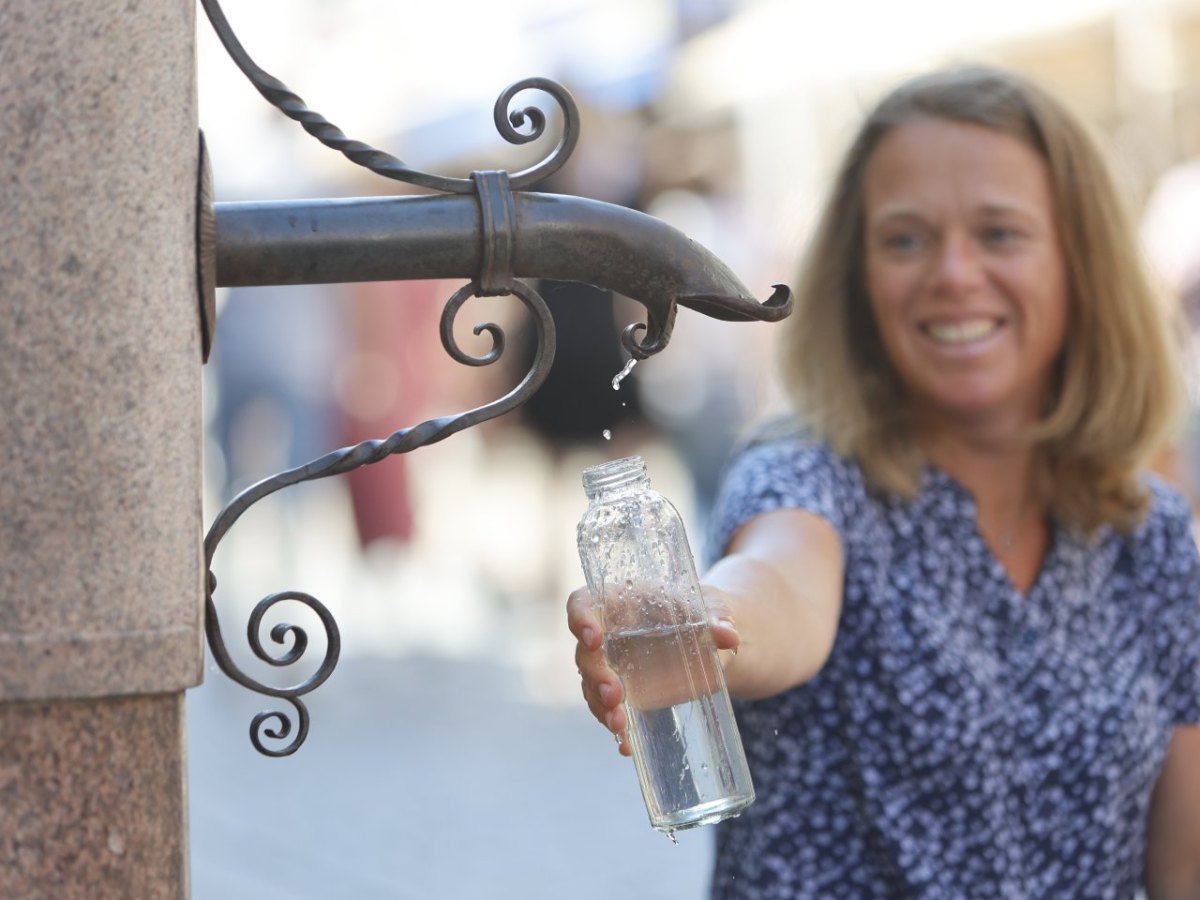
[[189, 431, 718, 898], [187, 653, 714, 899]]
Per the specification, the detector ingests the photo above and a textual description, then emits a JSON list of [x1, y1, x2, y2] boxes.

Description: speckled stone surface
[[0, 693, 189, 900], [0, 0, 204, 699]]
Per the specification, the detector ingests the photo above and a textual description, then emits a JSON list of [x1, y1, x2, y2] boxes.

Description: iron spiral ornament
[[199, 0, 579, 193], [199, 0, 578, 755], [203, 272, 555, 755], [198, 0, 793, 755]]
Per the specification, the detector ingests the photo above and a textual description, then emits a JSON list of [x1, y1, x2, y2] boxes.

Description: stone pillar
[[0, 1, 203, 897]]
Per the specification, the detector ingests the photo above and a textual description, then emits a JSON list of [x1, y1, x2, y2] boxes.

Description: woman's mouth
[[923, 318, 1000, 345]]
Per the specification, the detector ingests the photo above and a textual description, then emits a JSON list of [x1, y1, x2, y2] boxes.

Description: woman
[[568, 66, 1200, 897]]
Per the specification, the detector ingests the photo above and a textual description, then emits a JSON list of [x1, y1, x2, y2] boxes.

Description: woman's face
[[862, 116, 1069, 436]]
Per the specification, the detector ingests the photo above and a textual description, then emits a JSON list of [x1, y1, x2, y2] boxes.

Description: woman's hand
[[566, 585, 741, 757]]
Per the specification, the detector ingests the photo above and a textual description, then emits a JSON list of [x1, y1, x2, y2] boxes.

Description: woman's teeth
[[926, 319, 997, 344]]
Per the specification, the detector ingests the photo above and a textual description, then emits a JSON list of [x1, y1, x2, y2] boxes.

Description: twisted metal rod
[[196, 1, 792, 757], [204, 281, 556, 755], [197, 0, 581, 756], [198, 0, 580, 192]]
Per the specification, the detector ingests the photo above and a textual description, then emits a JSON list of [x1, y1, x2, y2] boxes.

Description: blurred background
[[191, 1, 1200, 896]]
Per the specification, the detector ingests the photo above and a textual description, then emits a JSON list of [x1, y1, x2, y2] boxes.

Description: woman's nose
[[932, 233, 986, 294]]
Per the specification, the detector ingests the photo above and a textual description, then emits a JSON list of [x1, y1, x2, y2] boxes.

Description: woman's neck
[[921, 413, 1032, 480], [919, 426, 1050, 592]]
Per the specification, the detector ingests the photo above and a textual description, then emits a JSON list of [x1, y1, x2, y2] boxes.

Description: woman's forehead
[[862, 117, 1055, 220]]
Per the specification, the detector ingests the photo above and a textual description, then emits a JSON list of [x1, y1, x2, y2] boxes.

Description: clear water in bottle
[[605, 621, 753, 831]]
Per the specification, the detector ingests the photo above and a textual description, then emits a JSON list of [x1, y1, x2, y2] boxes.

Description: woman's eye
[[883, 232, 921, 253], [982, 225, 1019, 246]]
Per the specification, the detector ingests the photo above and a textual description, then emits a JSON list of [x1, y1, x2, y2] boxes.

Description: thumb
[[709, 613, 740, 653]]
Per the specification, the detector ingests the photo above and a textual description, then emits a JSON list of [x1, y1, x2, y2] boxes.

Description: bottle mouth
[[582, 455, 647, 496]]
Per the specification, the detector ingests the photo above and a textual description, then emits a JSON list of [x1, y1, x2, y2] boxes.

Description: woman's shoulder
[[1097, 476, 1200, 602], [716, 417, 868, 505], [706, 417, 869, 554], [1129, 474, 1196, 555], [727, 416, 854, 474]]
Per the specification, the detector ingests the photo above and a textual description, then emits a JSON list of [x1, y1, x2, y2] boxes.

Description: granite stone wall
[[0, 1, 203, 896]]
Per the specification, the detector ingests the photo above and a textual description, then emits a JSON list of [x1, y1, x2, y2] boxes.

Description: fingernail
[[711, 615, 736, 632], [581, 627, 596, 647], [598, 683, 613, 704]]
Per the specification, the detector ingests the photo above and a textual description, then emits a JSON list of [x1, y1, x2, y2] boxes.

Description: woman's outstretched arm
[[567, 507, 844, 753]]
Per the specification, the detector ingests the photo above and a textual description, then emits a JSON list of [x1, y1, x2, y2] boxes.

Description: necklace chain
[[994, 499, 1035, 556], [999, 527, 1017, 554]]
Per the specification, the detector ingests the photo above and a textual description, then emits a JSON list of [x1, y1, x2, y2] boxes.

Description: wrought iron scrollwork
[[203, 586, 338, 757], [204, 277, 555, 755], [199, 0, 791, 755], [199, 0, 577, 756], [199, 0, 579, 193]]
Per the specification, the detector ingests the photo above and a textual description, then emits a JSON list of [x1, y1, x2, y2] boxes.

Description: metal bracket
[[196, 130, 217, 363], [473, 170, 516, 296], [197, 0, 793, 756]]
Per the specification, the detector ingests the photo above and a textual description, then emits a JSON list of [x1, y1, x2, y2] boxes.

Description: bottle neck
[[582, 455, 649, 500]]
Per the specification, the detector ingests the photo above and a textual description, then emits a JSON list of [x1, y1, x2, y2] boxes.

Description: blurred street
[[188, 434, 716, 900], [188, 656, 713, 900]]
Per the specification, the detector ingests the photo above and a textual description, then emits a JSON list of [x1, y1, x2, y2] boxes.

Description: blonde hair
[[780, 65, 1187, 533]]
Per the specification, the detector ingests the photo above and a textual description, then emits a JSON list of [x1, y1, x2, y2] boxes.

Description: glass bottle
[[577, 455, 754, 834]]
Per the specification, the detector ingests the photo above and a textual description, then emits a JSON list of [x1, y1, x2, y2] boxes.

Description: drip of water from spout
[[602, 429, 612, 441], [612, 357, 637, 391]]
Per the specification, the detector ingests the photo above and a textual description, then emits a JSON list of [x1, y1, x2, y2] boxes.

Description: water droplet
[[612, 357, 637, 390], [666, 830, 679, 845], [602, 429, 612, 441]]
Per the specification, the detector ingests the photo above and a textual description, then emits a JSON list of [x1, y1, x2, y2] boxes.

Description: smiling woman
[[780, 67, 1186, 536], [568, 65, 1200, 899]]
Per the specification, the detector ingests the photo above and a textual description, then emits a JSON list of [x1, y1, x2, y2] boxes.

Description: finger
[[709, 615, 741, 653], [567, 585, 631, 756], [605, 706, 633, 757], [580, 681, 607, 724], [583, 679, 629, 749], [577, 646, 623, 711], [700, 585, 735, 622], [604, 704, 627, 735], [566, 587, 602, 650], [574, 635, 614, 684]]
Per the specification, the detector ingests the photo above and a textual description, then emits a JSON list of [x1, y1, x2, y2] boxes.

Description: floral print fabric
[[705, 428, 1200, 899]]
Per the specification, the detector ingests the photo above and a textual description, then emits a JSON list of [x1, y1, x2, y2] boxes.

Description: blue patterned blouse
[[705, 426, 1200, 899]]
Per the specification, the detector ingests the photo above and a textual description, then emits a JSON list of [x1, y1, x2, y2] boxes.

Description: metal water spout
[[198, 0, 792, 756], [211, 187, 792, 360]]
